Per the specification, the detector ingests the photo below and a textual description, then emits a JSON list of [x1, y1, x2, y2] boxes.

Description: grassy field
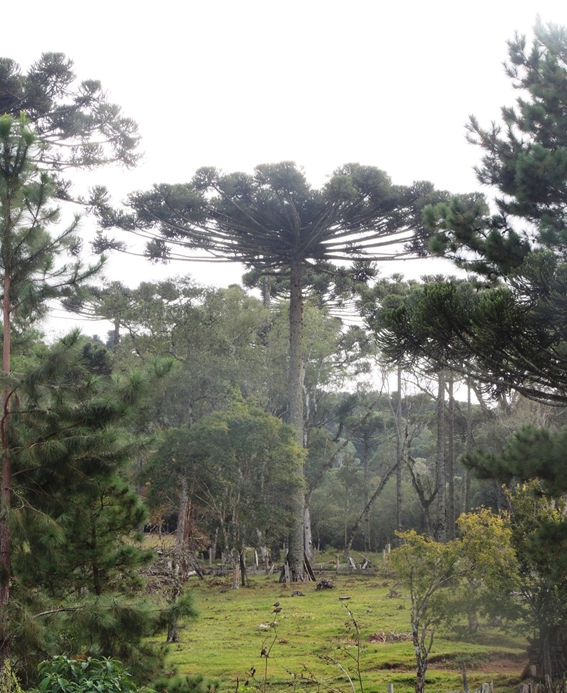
[[158, 558, 526, 693]]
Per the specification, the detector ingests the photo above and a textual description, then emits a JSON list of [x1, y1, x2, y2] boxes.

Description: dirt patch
[[429, 652, 527, 674], [369, 631, 412, 644]]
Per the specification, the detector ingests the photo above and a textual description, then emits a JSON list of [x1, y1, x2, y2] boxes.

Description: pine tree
[[373, 23, 567, 689], [3, 333, 181, 683], [0, 114, 106, 662]]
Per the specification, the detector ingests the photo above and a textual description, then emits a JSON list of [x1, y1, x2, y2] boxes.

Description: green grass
[[159, 564, 527, 693]]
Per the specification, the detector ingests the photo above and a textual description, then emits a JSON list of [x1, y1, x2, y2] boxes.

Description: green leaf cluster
[[143, 398, 305, 552], [34, 656, 137, 693]]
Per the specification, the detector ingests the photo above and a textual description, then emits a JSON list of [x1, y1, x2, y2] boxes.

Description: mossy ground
[[157, 553, 526, 693]]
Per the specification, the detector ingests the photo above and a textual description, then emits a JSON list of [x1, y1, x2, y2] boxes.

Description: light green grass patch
[[164, 570, 526, 693]]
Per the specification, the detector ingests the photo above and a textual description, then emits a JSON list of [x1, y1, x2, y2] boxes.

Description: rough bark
[[413, 627, 430, 693], [167, 475, 189, 643], [304, 506, 313, 561], [176, 476, 190, 580], [287, 260, 306, 580], [261, 275, 271, 310], [239, 550, 247, 587], [462, 377, 473, 515]]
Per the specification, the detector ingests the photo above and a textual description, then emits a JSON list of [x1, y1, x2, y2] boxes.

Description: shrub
[[35, 656, 137, 693]]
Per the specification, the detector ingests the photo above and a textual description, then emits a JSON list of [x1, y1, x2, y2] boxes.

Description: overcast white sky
[[5, 0, 567, 336]]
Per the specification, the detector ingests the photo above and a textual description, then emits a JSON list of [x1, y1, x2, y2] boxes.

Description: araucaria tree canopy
[[373, 22, 567, 407]]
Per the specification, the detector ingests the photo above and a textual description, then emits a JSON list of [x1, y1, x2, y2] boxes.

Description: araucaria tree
[[384, 22, 567, 407], [371, 22, 567, 688], [0, 53, 140, 181], [101, 161, 441, 579]]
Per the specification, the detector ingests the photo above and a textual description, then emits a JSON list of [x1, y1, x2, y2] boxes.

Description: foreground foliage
[[34, 656, 137, 693], [390, 512, 517, 693]]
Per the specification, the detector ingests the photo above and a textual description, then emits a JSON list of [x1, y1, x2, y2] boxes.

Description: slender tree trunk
[[0, 260, 11, 663], [362, 433, 370, 552], [210, 528, 218, 570], [412, 619, 434, 693], [304, 506, 313, 561], [261, 275, 271, 310], [396, 365, 403, 537], [345, 462, 398, 555], [176, 476, 190, 580], [287, 260, 305, 581], [239, 550, 247, 587], [414, 629, 429, 693], [461, 376, 472, 514], [166, 568, 180, 643], [436, 371, 446, 543], [446, 374, 455, 540]]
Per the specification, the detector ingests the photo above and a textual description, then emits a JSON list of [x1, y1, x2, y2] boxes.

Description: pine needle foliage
[[0, 333, 178, 684]]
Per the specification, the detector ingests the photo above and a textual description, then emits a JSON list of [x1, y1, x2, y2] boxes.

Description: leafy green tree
[[390, 529, 461, 693], [79, 279, 369, 566], [390, 511, 517, 693], [503, 483, 567, 688], [427, 22, 567, 277], [372, 267, 567, 406], [144, 398, 305, 585]]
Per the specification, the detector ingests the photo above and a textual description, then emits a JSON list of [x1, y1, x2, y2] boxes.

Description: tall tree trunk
[[396, 364, 403, 538], [304, 506, 313, 561], [406, 455, 436, 537], [239, 550, 247, 587], [362, 432, 371, 552], [176, 476, 191, 580], [210, 528, 218, 570], [0, 260, 11, 663], [261, 275, 271, 310], [287, 260, 305, 581], [446, 374, 455, 540], [461, 376, 472, 514], [436, 371, 446, 543]]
